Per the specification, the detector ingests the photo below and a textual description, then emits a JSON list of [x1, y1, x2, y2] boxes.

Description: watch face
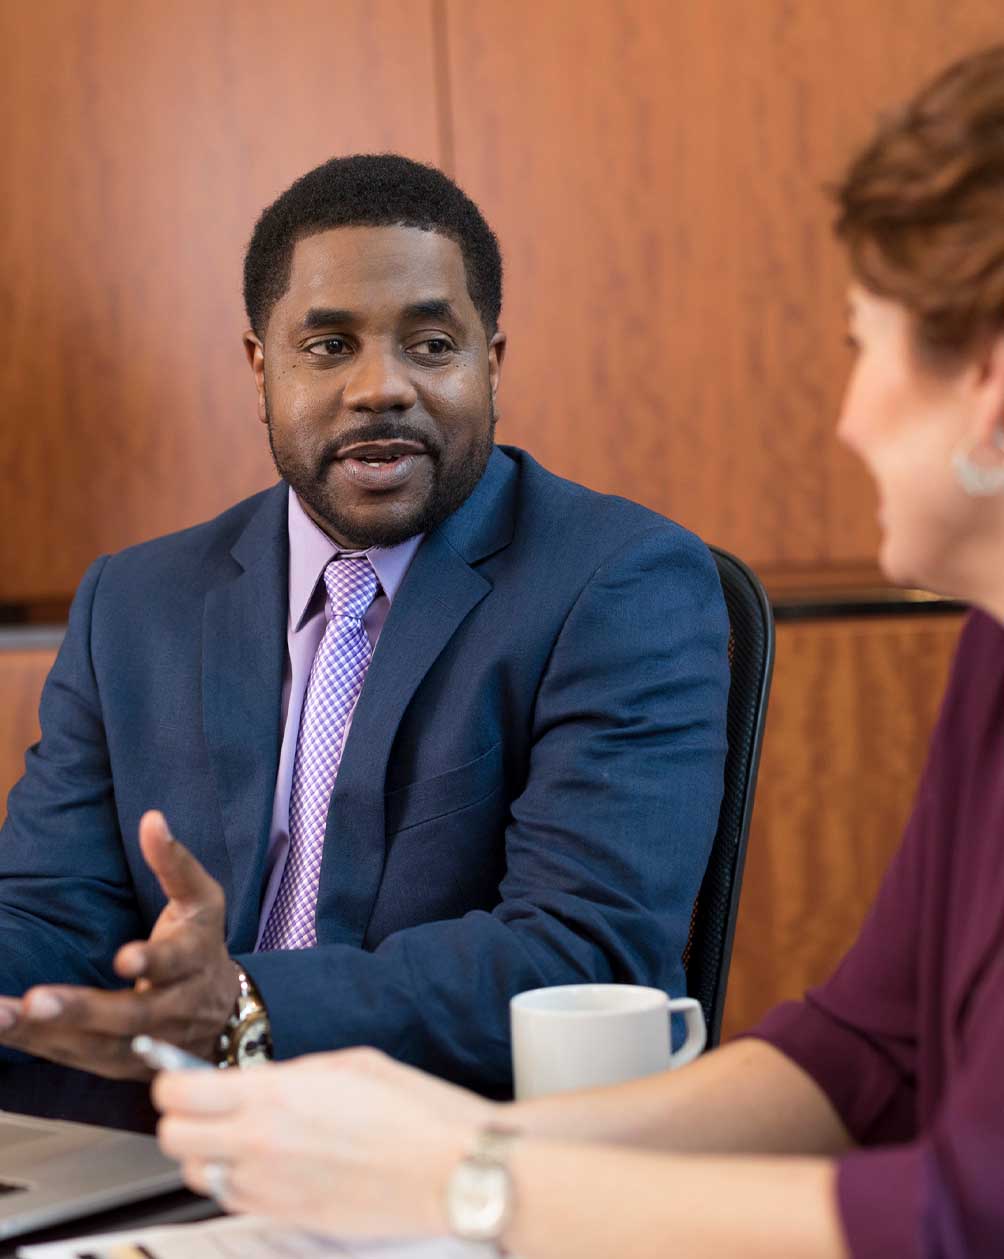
[[234, 1012, 272, 1067], [447, 1161, 509, 1240]]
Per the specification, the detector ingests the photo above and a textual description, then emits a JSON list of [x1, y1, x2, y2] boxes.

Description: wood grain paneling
[[7, 1, 1002, 594], [721, 613, 965, 1039], [445, 0, 1004, 571], [0, 648, 58, 824], [0, 0, 443, 602]]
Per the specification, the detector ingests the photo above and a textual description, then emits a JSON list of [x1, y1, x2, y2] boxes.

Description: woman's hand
[[153, 1046, 499, 1237]]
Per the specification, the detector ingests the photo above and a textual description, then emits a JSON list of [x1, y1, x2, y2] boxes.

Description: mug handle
[[667, 997, 707, 1069]]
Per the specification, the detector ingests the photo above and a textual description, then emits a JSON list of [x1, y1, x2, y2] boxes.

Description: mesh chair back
[[682, 547, 774, 1047]]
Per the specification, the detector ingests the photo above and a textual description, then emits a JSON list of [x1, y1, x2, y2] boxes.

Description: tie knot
[[323, 557, 379, 623]]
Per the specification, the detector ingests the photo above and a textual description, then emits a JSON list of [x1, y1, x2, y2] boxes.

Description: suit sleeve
[[0, 557, 143, 1000], [239, 525, 731, 1092]]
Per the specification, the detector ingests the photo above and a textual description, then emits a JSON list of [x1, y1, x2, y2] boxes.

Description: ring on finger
[[203, 1159, 232, 1204]]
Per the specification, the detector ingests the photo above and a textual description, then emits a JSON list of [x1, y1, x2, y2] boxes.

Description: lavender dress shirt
[[751, 610, 1004, 1258], [254, 490, 422, 947]]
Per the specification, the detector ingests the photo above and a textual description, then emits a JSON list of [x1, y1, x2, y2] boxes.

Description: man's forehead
[[286, 225, 467, 300]]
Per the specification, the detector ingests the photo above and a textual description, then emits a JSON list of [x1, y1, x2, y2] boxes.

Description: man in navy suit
[[0, 156, 729, 1098]]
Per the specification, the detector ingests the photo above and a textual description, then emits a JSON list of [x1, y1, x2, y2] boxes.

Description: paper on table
[[17, 1213, 490, 1259]]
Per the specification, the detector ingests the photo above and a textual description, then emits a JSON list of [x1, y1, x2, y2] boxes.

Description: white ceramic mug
[[510, 984, 707, 1100]]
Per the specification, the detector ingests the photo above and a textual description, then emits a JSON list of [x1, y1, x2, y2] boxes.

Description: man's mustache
[[321, 420, 441, 462]]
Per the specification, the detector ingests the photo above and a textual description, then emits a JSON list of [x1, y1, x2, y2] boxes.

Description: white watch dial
[[447, 1160, 510, 1240]]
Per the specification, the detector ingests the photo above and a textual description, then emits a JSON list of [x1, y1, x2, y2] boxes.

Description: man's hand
[[0, 811, 240, 1080]]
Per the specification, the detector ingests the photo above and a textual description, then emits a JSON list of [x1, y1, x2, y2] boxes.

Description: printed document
[[18, 1213, 491, 1259]]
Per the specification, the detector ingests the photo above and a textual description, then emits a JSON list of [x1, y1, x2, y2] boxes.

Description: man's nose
[[341, 345, 418, 412]]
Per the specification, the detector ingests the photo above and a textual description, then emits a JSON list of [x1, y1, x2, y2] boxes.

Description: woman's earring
[[952, 430, 1004, 496]]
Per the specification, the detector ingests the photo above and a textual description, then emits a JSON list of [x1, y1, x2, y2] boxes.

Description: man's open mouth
[[335, 439, 429, 465], [331, 440, 431, 491]]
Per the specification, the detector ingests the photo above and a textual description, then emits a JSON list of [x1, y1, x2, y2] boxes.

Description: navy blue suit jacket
[[1, 446, 729, 1093]]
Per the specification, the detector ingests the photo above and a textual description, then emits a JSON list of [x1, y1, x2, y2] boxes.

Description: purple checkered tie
[[259, 557, 379, 950]]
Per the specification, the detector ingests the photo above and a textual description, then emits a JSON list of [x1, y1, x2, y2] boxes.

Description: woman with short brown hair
[[155, 47, 1004, 1259]]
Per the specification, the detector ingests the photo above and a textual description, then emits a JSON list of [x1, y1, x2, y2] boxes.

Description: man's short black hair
[[243, 153, 503, 340]]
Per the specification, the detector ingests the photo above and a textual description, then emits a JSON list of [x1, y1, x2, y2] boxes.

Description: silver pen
[[132, 1034, 217, 1072]]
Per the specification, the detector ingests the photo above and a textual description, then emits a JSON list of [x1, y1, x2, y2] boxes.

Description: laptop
[[0, 1110, 183, 1240]]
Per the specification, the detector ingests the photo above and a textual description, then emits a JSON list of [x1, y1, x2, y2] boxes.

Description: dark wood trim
[[771, 588, 967, 622], [0, 599, 72, 626], [0, 565, 969, 633], [759, 566, 966, 621]]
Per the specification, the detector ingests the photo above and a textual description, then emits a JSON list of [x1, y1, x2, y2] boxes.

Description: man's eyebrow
[[299, 301, 461, 331], [301, 307, 356, 330], [402, 299, 460, 324]]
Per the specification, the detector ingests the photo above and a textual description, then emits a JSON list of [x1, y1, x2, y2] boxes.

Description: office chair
[[683, 547, 775, 1048]]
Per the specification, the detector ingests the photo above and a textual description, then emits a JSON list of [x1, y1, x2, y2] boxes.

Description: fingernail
[[0, 1007, 16, 1031], [27, 993, 63, 1021], [144, 810, 172, 841], [120, 950, 146, 978]]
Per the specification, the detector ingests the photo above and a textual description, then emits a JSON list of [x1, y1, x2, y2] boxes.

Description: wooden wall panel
[[0, 0, 991, 1065], [445, 0, 1004, 573], [721, 613, 965, 1039], [0, 0, 443, 602], [0, 647, 59, 825]]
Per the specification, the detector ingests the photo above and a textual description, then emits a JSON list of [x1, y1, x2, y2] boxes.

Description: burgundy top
[[752, 610, 1004, 1258]]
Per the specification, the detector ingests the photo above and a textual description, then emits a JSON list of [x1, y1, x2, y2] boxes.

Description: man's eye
[[307, 338, 350, 356], [411, 338, 454, 357]]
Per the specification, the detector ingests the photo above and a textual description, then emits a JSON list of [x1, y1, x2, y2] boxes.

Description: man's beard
[[265, 395, 496, 549]]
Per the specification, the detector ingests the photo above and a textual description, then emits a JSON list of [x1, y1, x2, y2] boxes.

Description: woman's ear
[[952, 332, 1004, 498]]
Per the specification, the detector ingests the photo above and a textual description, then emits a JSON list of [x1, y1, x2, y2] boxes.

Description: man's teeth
[[360, 455, 398, 465]]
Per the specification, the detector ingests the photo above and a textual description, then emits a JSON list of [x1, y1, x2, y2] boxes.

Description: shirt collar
[[287, 488, 423, 630]]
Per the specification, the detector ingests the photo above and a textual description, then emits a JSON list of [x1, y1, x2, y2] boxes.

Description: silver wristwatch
[[213, 965, 273, 1068], [445, 1126, 519, 1246]]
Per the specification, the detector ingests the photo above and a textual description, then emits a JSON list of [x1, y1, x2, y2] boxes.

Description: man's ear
[[488, 331, 507, 415], [243, 331, 268, 426]]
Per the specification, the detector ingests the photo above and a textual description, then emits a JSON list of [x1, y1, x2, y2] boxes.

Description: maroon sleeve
[[834, 951, 1004, 1258], [749, 766, 933, 1147], [747, 613, 1004, 1257]]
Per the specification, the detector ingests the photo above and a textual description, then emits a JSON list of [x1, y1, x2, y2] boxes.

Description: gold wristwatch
[[213, 965, 273, 1068]]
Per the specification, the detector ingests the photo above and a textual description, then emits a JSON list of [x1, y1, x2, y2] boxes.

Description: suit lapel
[[202, 484, 289, 950], [314, 447, 519, 946]]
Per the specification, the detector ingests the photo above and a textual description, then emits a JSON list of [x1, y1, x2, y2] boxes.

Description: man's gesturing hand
[[0, 811, 241, 1079]]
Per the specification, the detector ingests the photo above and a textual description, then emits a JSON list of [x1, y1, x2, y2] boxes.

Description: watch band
[[472, 1128, 519, 1164]]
